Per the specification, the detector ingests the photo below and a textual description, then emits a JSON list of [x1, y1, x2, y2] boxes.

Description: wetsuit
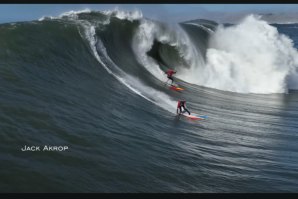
[[177, 100, 190, 115], [165, 69, 176, 85]]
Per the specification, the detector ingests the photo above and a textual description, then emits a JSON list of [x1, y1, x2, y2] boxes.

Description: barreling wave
[[51, 10, 298, 94], [3, 9, 298, 102]]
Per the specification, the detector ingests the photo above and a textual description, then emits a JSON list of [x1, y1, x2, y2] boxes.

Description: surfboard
[[165, 82, 184, 91], [180, 113, 207, 120], [170, 85, 184, 91]]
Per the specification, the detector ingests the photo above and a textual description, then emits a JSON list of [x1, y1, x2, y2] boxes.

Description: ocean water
[[0, 10, 298, 192]]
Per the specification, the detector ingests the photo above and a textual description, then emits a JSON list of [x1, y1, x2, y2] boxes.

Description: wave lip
[[103, 8, 143, 21], [38, 9, 91, 21]]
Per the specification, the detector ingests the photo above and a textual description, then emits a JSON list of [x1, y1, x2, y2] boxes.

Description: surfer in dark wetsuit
[[165, 69, 176, 86], [177, 100, 191, 115]]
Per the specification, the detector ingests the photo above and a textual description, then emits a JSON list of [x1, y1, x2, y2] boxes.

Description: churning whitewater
[[1, 8, 298, 192]]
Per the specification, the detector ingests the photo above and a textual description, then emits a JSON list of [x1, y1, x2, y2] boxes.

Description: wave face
[[1, 10, 298, 192]]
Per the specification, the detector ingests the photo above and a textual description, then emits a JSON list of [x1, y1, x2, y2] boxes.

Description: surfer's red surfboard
[[170, 85, 184, 91], [181, 113, 207, 120]]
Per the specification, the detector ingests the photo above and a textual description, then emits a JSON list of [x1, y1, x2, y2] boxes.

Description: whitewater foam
[[103, 8, 143, 22], [38, 9, 91, 21], [132, 19, 204, 84], [182, 14, 298, 94]]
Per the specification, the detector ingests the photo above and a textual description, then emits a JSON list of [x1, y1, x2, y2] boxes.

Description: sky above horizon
[[1, 4, 298, 23]]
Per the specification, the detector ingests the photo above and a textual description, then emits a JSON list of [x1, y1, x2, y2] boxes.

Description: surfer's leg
[[179, 107, 182, 114], [168, 76, 173, 85], [184, 107, 191, 115]]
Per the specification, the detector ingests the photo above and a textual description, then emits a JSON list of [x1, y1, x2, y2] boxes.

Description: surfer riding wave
[[165, 69, 176, 86], [177, 100, 191, 115]]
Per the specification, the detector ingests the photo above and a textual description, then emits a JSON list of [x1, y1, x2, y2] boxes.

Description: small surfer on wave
[[177, 100, 191, 115], [165, 69, 176, 86]]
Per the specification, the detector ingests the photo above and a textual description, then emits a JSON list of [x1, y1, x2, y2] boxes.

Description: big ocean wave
[[42, 9, 298, 94], [2, 9, 298, 114]]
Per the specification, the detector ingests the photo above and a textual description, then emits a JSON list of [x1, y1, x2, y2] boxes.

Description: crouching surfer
[[165, 69, 176, 86], [177, 100, 191, 115]]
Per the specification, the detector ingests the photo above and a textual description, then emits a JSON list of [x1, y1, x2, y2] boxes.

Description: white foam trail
[[184, 22, 214, 33], [181, 14, 298, 93], [83, 24, 112, 74], [59, 9, 91, 18]]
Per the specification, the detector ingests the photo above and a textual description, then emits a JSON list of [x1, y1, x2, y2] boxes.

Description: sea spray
[[181, 15, 298, 93]]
